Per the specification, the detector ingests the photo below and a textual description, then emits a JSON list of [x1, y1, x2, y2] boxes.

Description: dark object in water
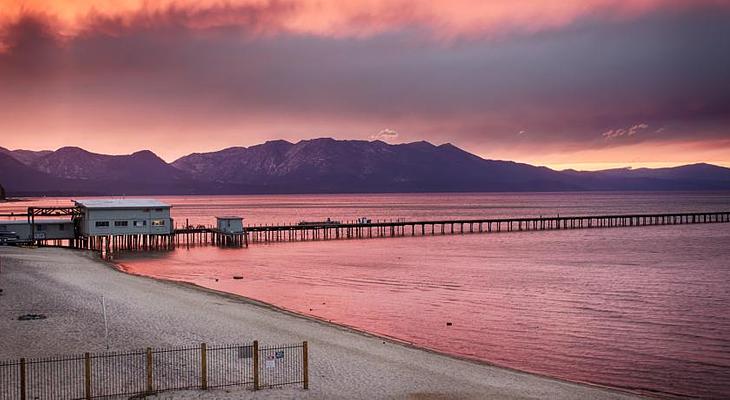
[[18, 314, 47, 321], [446, 322, 452, 326], [233, 276, 243, 280]]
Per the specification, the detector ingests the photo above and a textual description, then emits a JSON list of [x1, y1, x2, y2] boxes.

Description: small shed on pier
[[216, 216, 244, 234], [74, 199, 173, 236]]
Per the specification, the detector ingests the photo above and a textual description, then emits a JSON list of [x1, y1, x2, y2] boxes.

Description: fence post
[[146, 348, 153, 394], [19, 358, 26, 400], [303, 341, 309, 390], [84, 353, 91, 400], [253, 341, 259, 391], [200, 343, 208, 390]]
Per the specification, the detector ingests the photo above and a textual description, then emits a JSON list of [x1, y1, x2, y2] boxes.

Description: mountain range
[[2, 139, 730, 196]]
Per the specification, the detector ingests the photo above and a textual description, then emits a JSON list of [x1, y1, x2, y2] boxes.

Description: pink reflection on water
[[6, 192, 730, 399], [119, 223, 730, 399]]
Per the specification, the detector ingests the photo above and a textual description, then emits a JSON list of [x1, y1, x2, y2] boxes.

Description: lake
[[4, 192, 730, 398]]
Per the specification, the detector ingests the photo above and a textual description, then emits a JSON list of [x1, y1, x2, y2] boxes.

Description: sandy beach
[[0, 246, 645, 400]]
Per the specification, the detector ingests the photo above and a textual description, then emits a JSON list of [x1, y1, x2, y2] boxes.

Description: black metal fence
[[0, 341, 308, 400]]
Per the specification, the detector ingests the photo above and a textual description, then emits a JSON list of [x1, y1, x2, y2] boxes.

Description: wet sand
[[0, 246, 645, 399]]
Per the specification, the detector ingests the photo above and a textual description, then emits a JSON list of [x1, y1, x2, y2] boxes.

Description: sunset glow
[[1, 5, 730, 396], [1, 0, 728, 168]]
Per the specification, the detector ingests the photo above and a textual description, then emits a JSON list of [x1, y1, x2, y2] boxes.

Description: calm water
[[4, 193, 730, 398]]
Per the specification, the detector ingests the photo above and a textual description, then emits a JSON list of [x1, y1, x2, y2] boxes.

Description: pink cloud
[[602, 123, 650, 140], [370, 129, 399, 141]]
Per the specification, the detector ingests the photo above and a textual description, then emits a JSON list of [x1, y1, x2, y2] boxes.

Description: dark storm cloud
[[1, 3, 729, 156]]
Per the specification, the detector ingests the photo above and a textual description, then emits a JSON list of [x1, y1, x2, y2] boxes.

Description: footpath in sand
[[0, 247, 645, 400]]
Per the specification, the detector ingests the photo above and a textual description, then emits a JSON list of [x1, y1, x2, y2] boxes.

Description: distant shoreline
[[3, 140, 730, 195], [5, 189, 730, 200]]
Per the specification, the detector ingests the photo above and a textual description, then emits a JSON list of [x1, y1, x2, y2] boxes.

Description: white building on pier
[[74, 199, 173, 236]]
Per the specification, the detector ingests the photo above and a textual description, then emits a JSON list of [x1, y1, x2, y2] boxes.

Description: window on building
[[95, 221, 110, 227], [59, 224, 65, 231], [155, 208, 163, 212], [133, 221, 146, 227], [114, 221, 129, 227], [37, 225, 46, 231], [151, 219, 165, 226]]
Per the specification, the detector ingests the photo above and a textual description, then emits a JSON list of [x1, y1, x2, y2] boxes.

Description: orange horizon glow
[[540, 161, 730, 172], [506, 139, 730, 171]]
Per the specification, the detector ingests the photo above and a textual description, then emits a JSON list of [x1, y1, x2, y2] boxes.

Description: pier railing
[[0, 341, 308, 400]]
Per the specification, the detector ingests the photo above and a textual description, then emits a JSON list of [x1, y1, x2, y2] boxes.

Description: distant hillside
[[2, 139, 730, 196], [32, 147, 190, 183], [564, 163, 730, 191], [172, 138, 579, 193], [0, 147, 232, 196], [0, 152, 82, 195], [594, 164, 730, 182], [0, 147, 52, 165]]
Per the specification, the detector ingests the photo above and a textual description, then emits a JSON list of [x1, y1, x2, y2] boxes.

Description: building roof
[[216, 216, 243, 220], [74, 199, 171, 209], [0, 219, 73, 225]]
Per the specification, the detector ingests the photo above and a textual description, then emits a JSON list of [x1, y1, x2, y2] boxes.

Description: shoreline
[[1, 246, 646, 399], [114, 259, 650, 400]]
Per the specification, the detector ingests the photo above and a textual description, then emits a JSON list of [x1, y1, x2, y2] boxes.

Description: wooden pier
[[21, 211, 730, 255], [15, 229, 246, 259], [87, 228, 246, 257], [241, 211, 730, 243], [173, 228, 248, 248]]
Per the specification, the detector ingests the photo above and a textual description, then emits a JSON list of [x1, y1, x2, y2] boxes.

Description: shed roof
[[74, 199, 171, 209]]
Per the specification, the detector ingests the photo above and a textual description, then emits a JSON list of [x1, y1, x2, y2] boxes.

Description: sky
[[0, 0, 729, 170]]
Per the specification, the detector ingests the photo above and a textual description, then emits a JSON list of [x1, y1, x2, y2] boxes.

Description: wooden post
[[146, 348, 153, 394], [253, 341, 260, 391], [302, 341, 309, 390], [84, 352, 92, 400], [201, 343, 208, 390], [19, 358, 26, 400]]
